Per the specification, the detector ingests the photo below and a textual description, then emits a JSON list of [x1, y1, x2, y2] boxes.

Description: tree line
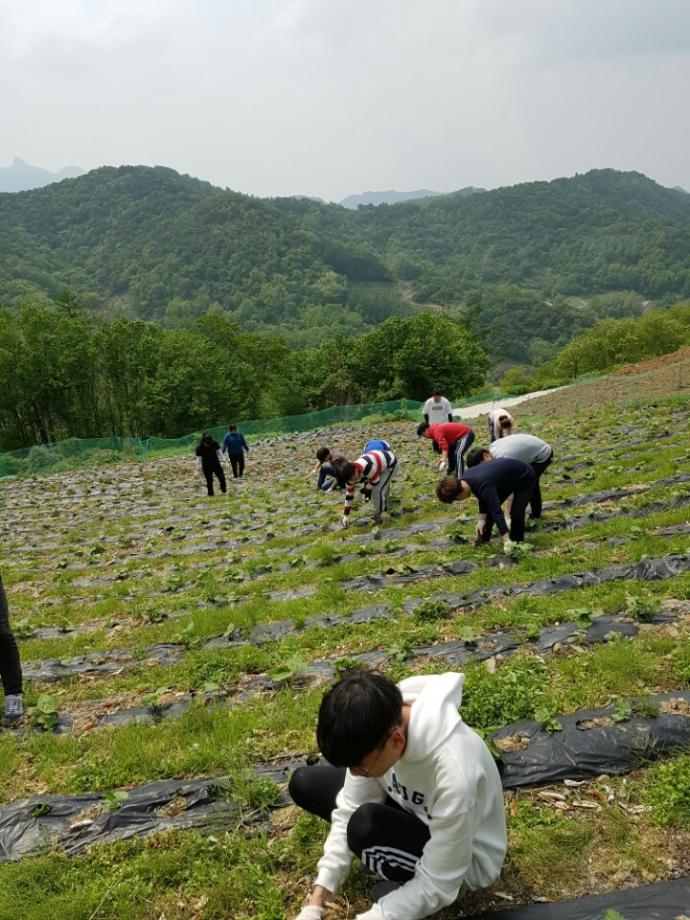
[[0, 302, 486, 451]]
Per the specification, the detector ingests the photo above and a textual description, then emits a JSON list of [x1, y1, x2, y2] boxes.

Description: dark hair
[[316, 447, 331, 463], [332, 458, 356, 488], [499, 415, 512, 430], [436, 476, 463, 503], [416, 421, 429, 437], [466, 447, 488, 468], [201, 432, 212, 443], [316, 671, 403, 768], [229, 424, 237, 432], [432, 387, 442, 396]]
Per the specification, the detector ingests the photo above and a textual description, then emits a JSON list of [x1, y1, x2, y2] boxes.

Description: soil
[[523, 347, 690, 418]]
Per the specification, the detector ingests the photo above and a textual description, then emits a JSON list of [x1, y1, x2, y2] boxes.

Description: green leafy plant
[[445, 522, 468, 544], [387, 640, 413, 663], [414, 598, 451, 622], [102, 790, 129, 812], [30, 802, 53, 818], [334, 656, 361, 679], [625, 593, 661, 621], [613, 698, 632, 722], [535, 706, 563, 733], [29, 694, 60, 731], [269, 655, 307, 684]]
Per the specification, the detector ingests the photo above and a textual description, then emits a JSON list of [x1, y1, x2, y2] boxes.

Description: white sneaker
[[4, 694, 23, 722]]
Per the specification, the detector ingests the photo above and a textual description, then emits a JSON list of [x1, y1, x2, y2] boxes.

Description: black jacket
[[462, 458, 535, 535]]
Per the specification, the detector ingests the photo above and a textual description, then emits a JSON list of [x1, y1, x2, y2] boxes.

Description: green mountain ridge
[[1, 165, 690, 357]]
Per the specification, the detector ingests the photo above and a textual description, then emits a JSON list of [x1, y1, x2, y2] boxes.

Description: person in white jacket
[[289, 671, 506, 920]]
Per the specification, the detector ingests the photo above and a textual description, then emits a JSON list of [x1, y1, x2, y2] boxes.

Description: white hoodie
[[314, 673, 507, 919]]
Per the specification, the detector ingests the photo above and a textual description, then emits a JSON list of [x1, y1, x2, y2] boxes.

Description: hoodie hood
[[399, 672, 465, 762]]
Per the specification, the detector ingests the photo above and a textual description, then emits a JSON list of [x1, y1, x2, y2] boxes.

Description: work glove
[[475, 514, 487, 542], [503, 538, 516, 556], [356, 904, 390, 920], [295, 907, 324, 920], [342, 515, 350, 528], [438, 459, 448, 474]]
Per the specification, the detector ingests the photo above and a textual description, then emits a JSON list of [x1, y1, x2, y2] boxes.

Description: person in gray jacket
[[466, 433, 553, 519]]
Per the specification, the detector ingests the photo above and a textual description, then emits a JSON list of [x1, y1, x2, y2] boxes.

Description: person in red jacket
[[417, 421, 475, 476]]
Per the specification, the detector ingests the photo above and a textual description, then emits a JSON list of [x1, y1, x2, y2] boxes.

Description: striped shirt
[[343, 450, 397, 515]]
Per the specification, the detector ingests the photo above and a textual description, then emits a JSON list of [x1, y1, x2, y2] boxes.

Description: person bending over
[[466, 433, 553, 519], [363, 438, 391, 453], [416, 422, 474, 476], [195, 433, 227, 496], [333, 448, 397, 527], [222, 424, 249, 479], [290, 670, 506, 920], [436, 458, 535, 552], [0, 572, 23, 723], [486, 408, 514, 443], [314, 447, 345, 492], [422, 388, 453, 425]]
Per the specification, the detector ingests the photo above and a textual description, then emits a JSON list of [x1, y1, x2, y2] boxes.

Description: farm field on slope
[[0, 377, 689, 918]]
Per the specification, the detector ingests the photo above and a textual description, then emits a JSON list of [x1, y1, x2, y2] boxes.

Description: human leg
[[238, 454, 245, 478], [347, 801, 430, 881], [509, 482, 533, 542], [203, 466, 215, 496], [453, 431, 474, 476], [230, 456, 240, 478], [529, 452, 553, 518], [0, 576, 23, 698], [215, 463, 227, 493], [372, 462, 397, 520], [288, 764, 347, 822]]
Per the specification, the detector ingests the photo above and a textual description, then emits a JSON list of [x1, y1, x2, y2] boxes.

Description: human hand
[[355, 903, 389, 920], [342, 515, 350, 528], [294, 906, 324, 920], [503, 538, 515, 556], [438, 459, 448, 474]]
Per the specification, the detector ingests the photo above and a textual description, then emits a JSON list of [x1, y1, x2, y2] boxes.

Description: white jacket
[[314, 673, 507, 919]]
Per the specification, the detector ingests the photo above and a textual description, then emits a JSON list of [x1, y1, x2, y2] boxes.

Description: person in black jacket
[[436, 458, 535, 552], [195, 433, 227, 496], [0, 572, 23, 723]]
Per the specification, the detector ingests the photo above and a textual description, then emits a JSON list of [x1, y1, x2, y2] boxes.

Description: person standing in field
[[416, 421, 475, 476], [289, 670, 507, 920], [466, 433, 554, 520], [422, 388, 453, 425], [222, 424, 250, 479], [333, 447, 397, 527], [195, 432, 227, 496], [436, 458, 535, 552], [487, 408, 514, 443], [0, 571, 23, 723]]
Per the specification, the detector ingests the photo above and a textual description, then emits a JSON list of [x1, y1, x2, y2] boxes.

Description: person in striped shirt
[[333, 448, 397, 527]]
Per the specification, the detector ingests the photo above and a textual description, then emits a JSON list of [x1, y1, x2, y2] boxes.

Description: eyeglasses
[[350, 729, 394, 778]]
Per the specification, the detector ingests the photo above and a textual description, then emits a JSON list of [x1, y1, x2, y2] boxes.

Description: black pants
[[529, 451, 553, 519], [0, 575, 22, 696], [449, 431, 475, 477], [481, 478, 534, 543], [203, 462, 226, 496], [289, 765, 430, 882], [229, 454, 245, 478]]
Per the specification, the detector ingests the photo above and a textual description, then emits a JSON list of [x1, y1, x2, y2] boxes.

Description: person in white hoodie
[[289, 670, 506, 920]]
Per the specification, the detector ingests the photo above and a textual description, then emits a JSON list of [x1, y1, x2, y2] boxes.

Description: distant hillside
[[0, 157, 83, 193], [339, 187, 484, 208], [2, 166, 690, 359], [340, 189, 442, 208]]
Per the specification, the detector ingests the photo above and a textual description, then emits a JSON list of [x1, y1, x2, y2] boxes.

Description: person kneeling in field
[[466, 433, 553, 520], [333, 447, 397, 527], [290, 671, 507, 920], [436, 458, 535, 553]]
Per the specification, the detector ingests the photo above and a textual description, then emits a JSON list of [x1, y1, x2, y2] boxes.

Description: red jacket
[[428, 422, 472, 452]]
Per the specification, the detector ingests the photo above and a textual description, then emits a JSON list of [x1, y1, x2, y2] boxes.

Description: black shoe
[[370, 880, 403, 902]]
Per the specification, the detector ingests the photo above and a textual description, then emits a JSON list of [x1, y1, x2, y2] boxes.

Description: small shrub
[[645, 755, 690, 828]]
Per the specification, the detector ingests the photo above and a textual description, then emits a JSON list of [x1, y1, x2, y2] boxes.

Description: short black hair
[[466, 447, 488, 468], [229, 424, 237, 432], [316, 447, 331, 463], [432, 386, 443, 396], [332, 458, 356, 488], [316, 671, 403, 768], [416, 421, 429, 437]]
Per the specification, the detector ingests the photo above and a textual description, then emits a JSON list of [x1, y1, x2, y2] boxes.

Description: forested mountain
[[2, 166, 690, 360]]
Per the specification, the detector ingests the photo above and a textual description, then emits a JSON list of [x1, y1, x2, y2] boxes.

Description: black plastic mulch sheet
[[2, 690, 690, 863], [0, 765, 293, 862], [469, 876, 690, 919], [496, 689, 690, 789]]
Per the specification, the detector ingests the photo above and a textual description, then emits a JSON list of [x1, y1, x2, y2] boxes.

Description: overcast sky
[[2, 0, 689, 201]]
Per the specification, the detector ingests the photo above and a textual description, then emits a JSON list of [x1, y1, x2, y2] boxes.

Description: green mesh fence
[[0, 399, 422, 479]]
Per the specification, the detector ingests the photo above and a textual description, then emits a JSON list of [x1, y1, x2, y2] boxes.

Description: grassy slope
[[0, 362, 689, 918]]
